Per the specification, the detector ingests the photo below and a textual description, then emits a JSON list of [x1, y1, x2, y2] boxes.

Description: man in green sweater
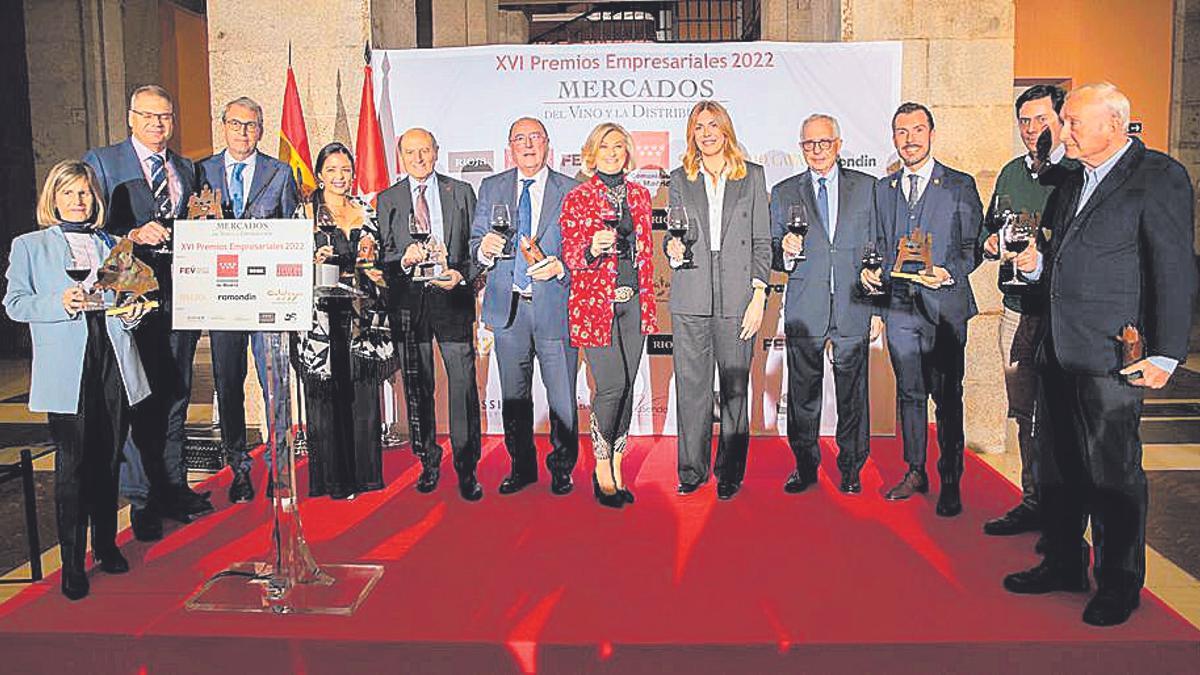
[[980, 84, 1078, 537]]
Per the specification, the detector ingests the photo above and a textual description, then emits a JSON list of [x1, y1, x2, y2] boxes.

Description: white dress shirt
[[901, 157, 937, 205], [223, 150, 258, 206], [131, 136, 182, 209], [410, 173, 446, 244], [700, 163, 728, 252]]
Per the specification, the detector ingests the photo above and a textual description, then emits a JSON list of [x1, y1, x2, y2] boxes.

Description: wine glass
[[860, 242, 885, 296], [491, 203, 514, 260], [788, 203, 809, 263], [315, 204, 340, 267], [151, 198, 175, 256], [989, 194, 1014, 260], [666, 204, 695, 269], [599, 198, 621, 257], [409, 212, 434, 281], [1002, 214, 1034, 287]]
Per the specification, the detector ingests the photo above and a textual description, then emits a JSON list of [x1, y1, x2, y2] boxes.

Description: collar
[[901, 157, 935, 184], [224, 149, 258, 170], [516, 165, 548, 187], [410, 172, 438, 191], [1084, 139, 1133, 181], [131, 136, 167, 165], [809, 164, 839, 186], [700, 161, 729, 181]]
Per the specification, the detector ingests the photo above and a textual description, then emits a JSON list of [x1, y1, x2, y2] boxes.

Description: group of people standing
[[4, 78, 1194, 631]]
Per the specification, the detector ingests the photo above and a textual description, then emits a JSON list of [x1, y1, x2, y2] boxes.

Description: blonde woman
[[665, 101, 771, 500], [3, 160, 151, 599]]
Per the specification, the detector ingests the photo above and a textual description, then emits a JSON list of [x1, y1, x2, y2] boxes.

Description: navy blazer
[[874, 160, 983, 333], [469, 167, 578, 339], [1039, 138, 1197, 375], [771, 166, 878, 337], [82, 139, 195, 237], [194, 150, 299, 220]]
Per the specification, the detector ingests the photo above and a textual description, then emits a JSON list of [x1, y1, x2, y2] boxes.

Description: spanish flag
[[279, 51, 316, 197], [354, 45, 389, 203]]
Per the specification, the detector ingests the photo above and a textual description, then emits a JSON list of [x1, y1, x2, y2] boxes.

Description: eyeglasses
[[131, 109, 175, 124], [509, 132, 546, 145], [801, 139, 837, 152], [225, 119, 261, 134]]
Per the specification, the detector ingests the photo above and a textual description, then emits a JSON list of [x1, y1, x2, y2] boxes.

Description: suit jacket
[[82, 138, 195, 237], [666, 161, 772, 317], [3, 226, 151, 413], [770, 167, 878, 337], [1040, 138, 1197, 375], [194, 150, 299, 220], [470, 167, 578, 339], [875, 160, 982, 334], [560, 175, 658, 348], [377, 173, 478, 339]]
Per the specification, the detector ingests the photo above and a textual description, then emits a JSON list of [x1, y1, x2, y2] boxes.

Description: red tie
[[415, 184, 431, 231]]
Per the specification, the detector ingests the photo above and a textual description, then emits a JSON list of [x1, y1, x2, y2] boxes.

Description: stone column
[[1172, 0, 1200, 251], [761, 0, 841, 41]]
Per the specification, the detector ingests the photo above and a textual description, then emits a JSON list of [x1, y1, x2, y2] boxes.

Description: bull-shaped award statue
[[187, 184, 225, 220], [94, 238, 160, 316], [890, 226, 935, 282]]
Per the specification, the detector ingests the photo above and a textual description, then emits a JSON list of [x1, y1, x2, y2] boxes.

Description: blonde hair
[[682, 100, 747, 182], [36, 160, 105, 229], [580, 122, 637, 176]]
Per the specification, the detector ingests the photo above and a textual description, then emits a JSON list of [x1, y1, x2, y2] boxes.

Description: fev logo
[[217, 254, 239, 278]]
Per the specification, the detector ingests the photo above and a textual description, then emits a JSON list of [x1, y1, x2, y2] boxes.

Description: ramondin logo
[[216, 293, 257, 301]]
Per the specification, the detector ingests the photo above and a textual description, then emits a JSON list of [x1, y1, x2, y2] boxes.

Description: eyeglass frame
[[800, 138, 837, 152], [130, 109, 175, 124], [509, 132, 547, 146], [224, 119, 261, 134]]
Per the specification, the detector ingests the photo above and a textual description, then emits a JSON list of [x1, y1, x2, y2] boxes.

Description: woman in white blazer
[[3, 160, 151, 600]]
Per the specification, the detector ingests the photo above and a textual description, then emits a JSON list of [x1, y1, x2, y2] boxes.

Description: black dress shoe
[[61, 571, 89, 601], [416, 464, 440, 493], [1083, 587, 1140, 626], [676, 480, 705, 495], [94, 548, 129, 574], [885, 468, 928, 500], [784, 471, 817, 494], [458, 474, 483, 501], [550, 471, 574, 495], [983, 503, 1040, 535], [498, 473, 537, 495], [130, 508, 163, 542], [228, 473, 255, 504], [1003, 558, 1090, 594], [716, 481, 741, 500], [839, 473, 862, 494], [935, 482, 962, 517]]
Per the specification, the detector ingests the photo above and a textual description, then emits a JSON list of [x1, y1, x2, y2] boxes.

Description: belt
[[613, 286, 635, 303], [513, 291, 533, 303]]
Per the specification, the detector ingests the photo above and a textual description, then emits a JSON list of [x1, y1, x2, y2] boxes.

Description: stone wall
[[1174, 0, 1200, 250]]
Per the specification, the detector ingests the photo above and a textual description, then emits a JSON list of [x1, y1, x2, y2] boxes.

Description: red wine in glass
[[66, 267, 90, 283], [788, 203, 809, 263], [491, 203, 514, 260]]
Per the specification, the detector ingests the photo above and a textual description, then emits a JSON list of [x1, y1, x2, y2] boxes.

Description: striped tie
[[149, 154, 172, 217]]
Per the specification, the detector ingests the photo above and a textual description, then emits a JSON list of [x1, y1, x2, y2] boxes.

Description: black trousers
[[47, 312, 129, 577], [1039, 352, 1147, 591], [583, 298, 645, 456], [785, 328, 870, 478]]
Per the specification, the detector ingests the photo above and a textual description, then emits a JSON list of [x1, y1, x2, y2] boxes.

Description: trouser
[[210, 330, 277, 476], [48, 311, 129, 576], [120, 312, 199, 509], [999, 306, 1043, 506], [785, 326, 870, 478], [583, 298, 645, 458], [1039, 351, 1147, 592], [884, 293, 966, 483], [494, 294, 579, 479]]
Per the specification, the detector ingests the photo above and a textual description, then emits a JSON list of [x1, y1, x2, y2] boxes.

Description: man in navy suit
[[771, 114, 882, 496], [195, 97, 299, 503], [861, 102, 983, 516], [470, 117, 579, 496], [377, 128, 483, 500], [83, 84, 208, 539]]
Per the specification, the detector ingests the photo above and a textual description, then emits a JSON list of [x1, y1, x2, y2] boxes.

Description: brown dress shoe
[[885, 468, 928, 501]]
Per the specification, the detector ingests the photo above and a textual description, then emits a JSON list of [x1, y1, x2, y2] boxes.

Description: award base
[[185, 561, 383, 615], [891, 271, 954, 286], [412, 262, 447, 283], [105, 300, 160, 316]]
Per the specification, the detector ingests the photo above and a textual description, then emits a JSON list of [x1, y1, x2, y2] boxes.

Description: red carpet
[[0, 432, 1196, 674]]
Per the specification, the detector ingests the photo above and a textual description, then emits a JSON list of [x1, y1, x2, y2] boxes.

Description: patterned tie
[[817, 177, 830, 238], [149, 154, 172, 217], [415, 184, 431, 232], [231, 162, 246, 217], [907, 174, 920, 213], [514, 179, 534, 290]]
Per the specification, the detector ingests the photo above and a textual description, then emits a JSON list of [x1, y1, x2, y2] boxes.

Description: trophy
[[520, 234, 551, 276], [94, 238, 160, 316], [890, 226, 935, 282], [187, 184, 225, 220], [409, 213, 447, 282], [1118, 323, 1144, 380]]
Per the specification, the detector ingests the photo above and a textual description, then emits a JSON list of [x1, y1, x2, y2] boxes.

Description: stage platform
[[0, 434, 1196, 674]]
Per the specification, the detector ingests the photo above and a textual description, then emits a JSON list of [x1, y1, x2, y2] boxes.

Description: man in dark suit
[[470, 117, 579, 496], [1004, 83, 1196, 626], [83, 84, 209, 539], [195, 96, 299, 503], [771, 114, 882, 496], [861, 102, 983, 516], [377, 128, 483, 500]]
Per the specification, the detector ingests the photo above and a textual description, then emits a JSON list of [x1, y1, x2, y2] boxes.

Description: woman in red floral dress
[[560, 122, 657, 509]]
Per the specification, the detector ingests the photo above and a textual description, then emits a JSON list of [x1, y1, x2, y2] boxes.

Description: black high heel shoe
[[617, 487, 635, 504], [592, 474, 624, 509]]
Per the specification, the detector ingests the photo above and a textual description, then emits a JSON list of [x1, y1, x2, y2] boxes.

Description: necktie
[[907, 174, 920, 213], [149, 154, 172, 217], [514, 179, 534, 289], [231, 162, 246, 217], [817, 177, 830, 238], [415, 184, 431, 233]]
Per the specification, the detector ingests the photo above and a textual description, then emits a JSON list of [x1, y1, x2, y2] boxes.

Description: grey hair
[[221, 96, 264, 128], [801, 113, 841, 139], [129, 84, 174, 110], [508, 116, 548, 141], [1069, 82, 1131, 128], [399, 127, 439, 151]]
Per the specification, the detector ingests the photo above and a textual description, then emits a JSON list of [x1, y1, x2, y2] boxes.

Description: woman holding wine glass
[[295, 142, 395, 500], [3, 160, 151, 600], [561, 122, 658, 508], [665, 100, 772, 500]]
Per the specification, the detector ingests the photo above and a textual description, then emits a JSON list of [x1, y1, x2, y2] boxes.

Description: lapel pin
[[890, 179, 897, 189], [932, 177, 941, 186]]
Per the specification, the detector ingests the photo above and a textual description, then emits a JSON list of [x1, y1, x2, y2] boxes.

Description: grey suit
[[770, 166, 877, 479], [666, 162, 771, 486]]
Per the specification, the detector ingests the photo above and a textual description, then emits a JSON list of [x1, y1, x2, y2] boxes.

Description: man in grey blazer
[[862, 102, 983, 516], [195, 96, 299, 503], [770, 114, 882, 496], [82, 84, 207, 539], [470, 117, 579, 496], [377, 128, 483, 501]]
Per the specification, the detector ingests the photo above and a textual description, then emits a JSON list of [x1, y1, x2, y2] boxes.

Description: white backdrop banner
[[373, 41, 902, 436]]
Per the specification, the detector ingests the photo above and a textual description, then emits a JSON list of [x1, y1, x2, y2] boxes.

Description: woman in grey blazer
[[3, 160, 151, 600], [665, 101, 773, 500]]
